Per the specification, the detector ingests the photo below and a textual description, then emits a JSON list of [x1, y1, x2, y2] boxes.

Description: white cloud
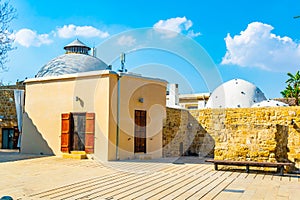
[[153, 17, 201, 38], [222, 22, 300, 72], [57, 24, 109, 39], [187, 30, 201, 38], [14, 29, 53, 47], [117, 35, 136, 46]]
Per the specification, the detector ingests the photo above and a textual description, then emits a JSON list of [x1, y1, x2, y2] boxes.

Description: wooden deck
[[22, 157, 300, 200]]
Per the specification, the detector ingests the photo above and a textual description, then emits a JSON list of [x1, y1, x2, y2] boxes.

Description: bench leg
[[277, 166, 284, 176], [214, 163, 218, 170], [246, 165, 250, 173]]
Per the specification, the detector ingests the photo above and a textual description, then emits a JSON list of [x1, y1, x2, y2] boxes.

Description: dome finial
[[64, 39, 91, 55]]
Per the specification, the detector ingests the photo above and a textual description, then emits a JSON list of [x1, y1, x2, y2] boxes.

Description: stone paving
[[0, 151, 300, 199]]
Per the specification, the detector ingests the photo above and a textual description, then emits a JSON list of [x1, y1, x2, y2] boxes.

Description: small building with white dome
[[21, 39, 167, 161], [206, 79, 267, 108]]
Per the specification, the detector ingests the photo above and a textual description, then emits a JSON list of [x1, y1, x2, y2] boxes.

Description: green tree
[[281, 71, 300, 106], [0, 0, 16, 71]]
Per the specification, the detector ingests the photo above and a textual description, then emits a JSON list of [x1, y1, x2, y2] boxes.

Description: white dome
[[252, 100, 289, 107], [206, 79, 267, 108], [36, 54, 107, 78]]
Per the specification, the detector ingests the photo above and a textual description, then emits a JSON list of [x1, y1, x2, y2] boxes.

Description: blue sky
[[2, 0, 300, 98]]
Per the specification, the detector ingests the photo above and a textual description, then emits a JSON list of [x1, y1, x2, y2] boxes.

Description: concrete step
[[70, 151, 86, 155], [62, 153, 87, 160], [135, 154, 152, 160]]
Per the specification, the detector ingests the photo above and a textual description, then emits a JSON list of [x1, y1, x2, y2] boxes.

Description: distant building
[[178, 93, 210, 109], [168, 78, 290, 109], [166, 83, 209, 109], [273, 98, 297, 106], [206, 79, 267, 108]]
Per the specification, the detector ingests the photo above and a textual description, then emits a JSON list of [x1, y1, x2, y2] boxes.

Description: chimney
[[91, 47, 97, 57], [168, 83, 179, 106]]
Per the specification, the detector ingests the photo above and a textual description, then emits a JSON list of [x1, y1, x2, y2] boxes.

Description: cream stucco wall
[[22, 71, 114, 160], [109, 74, 167, 160], [22, 70, 167, 161]]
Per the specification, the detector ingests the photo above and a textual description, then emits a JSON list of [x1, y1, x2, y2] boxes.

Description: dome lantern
[[35, 39, 107, 78], [63, 39, 91, 55]]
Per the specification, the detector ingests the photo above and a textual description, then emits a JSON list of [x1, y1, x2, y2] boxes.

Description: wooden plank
[[178, 164, 203, 175], [86, 173, 169, 199], [160, 170, 216, 200], [133, 174, 195, 200], [159, 165, 183, 173], [189, 164, 213, 176], [33, 172, 128, 199], [51, 173, 138, 199], [153, 176, 202, 199], [125, 173, 188, 199], [148, 166, 214, 199], [160, 164, 188, 174], [101, 172, 170, 199], [187, 172, 235, 200], [172, 170, 227, 200], [255, 173, 265, 180], [203, 172, 241, 199]]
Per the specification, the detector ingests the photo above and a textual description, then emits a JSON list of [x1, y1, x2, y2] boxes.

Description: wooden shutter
[[61, 113, 71, 153], [134, 110, 147, 153], [85, 113, 95, 153]]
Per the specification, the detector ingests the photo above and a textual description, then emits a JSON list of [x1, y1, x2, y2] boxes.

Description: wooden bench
[[205, 159, 294, 175]]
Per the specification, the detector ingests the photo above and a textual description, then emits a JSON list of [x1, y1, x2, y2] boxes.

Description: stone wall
[[162, 108, 214, 157], [0, 88, 16, 126], [0, 85, 24, 148], [163, 107, 300, 168]]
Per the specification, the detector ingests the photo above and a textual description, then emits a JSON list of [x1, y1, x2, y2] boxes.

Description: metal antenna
[[119, 52, 126, 72]]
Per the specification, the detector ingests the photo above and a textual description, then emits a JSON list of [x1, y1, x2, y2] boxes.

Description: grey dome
[[36, 53, 107, 78], [206, 79, 267, 108]]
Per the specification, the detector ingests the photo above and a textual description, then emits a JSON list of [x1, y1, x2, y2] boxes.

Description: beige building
[[166, 84, 210, 109], [21, 40, 167, 161], [178, 93, 210, 109]]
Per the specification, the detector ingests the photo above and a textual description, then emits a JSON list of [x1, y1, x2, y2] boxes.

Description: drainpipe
[[116, 53, 126, 160], [116, 73, 121, 160]]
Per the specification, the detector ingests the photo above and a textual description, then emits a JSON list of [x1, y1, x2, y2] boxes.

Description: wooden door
[[85, 113, 95, 153], [61, 113, 95, 153], [134, 110, 146, 153], [61, 113, 71, 153], [2, 128, 14, 149]]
